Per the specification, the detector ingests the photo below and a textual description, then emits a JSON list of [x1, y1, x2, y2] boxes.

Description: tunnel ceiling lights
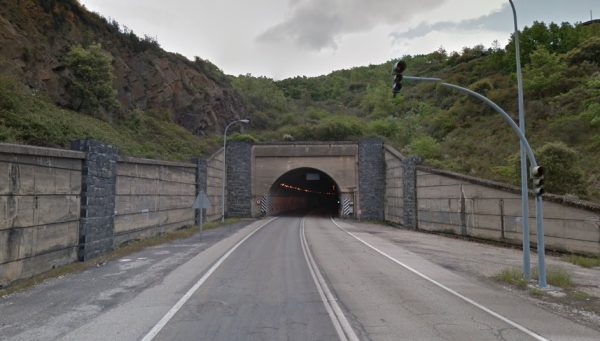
[[279, 183, 336, 196]]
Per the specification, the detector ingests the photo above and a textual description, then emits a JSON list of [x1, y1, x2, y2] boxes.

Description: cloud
[[392, 3, 509, 41], [257, 0, 445, 51], [392, 0, 600, 42]]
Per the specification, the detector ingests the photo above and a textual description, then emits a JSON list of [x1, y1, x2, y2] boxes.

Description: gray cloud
[[391, 5, 509, 40], [392, 0, 600, 42], [257, 0, 444, 50]]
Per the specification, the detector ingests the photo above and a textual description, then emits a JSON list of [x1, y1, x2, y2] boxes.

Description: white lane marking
[[330, 218, 549, 341], [141, 217, 277, 341], [301, 218, 360, 341]]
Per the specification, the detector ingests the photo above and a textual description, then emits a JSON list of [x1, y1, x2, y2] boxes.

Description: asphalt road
[[146, 216, 600, 341], [2, 216, 599, 340], [153, 216, 339, 340]]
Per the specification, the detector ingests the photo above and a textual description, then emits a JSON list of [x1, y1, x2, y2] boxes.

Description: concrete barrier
[[0, 141, 220, 286], [0, 144, 83, 286], [384, 145, 600, 256], [113, 156, 197, 246]]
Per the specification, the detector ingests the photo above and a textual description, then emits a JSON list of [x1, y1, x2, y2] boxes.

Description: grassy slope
[[0, 77, 219, 160], [231, 23, 600, 201]]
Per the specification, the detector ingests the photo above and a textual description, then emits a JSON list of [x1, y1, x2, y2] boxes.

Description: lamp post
[[221, 119, 250, 223], [509, 0, 532, 282], [397, 74, 547, 288]]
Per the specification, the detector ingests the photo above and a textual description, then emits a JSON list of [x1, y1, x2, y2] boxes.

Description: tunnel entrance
[[268, 168, 341, 217]]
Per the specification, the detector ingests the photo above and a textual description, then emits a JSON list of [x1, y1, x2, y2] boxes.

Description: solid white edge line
[[140, 217, 277, 341], [330, 218, 549, 341], [301, 217, 359, 341]]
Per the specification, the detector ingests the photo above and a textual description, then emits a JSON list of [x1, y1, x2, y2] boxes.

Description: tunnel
[[268, 168, 341, 217]]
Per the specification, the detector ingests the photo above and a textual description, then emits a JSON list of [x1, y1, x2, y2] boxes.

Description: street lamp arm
[[440, 82, 538, 167], [401, 73, 547, 287], [401, 76, 538, 167]]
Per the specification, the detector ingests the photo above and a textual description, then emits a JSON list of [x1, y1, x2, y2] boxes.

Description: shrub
[[64, 43, 119, 118], [228, 133, 258, 143], [566, 37, 600, 66], [408, 135, 441, 160], [535, 142, 586, 196]]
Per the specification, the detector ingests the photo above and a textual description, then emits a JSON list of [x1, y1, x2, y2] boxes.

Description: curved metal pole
[[509, 0, 531, 282], [403, 75, 547, 287], [440, 83, 537, 164], [440, 82, 547, 288]]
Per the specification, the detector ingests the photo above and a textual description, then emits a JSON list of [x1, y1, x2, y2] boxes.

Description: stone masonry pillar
[[226, 141, 252, 217], [358, 138, 385, 220], [71, 139, 117, 261]]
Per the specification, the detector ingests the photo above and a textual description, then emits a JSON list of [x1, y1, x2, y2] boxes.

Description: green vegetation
[[494, 268, 527, 289], [562, 254, 600, 268], [571, 290, 594, 300], [64, 43, 119, 118], [230, 21, 600, 201], [1, 14, 599, 201], [0, 76, 217, 160], [533, 266, 572, 288], [529, 287, 545, 298]]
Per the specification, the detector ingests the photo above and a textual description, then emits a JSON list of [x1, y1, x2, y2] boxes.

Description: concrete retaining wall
[[415, 167, 600, 255], [206, 148, 224, 222], [384, 147, 404, 225], [0, 141, 224, 286], [382, 145, 600, 255], [113, 157, 197, 246], [0, 144, 83, 286]]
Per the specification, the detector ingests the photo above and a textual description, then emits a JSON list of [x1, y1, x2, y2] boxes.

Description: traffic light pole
[[403, 75, 548, 288]]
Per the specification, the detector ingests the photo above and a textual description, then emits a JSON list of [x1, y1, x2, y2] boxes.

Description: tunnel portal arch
[[266, 168, 341, 216], [251, 143, 358, 218]]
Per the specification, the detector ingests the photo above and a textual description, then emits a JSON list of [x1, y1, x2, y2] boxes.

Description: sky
[[79, 0, 599, 80]]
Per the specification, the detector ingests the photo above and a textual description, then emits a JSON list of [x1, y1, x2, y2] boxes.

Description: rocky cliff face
[[0, 0, 245, 134]]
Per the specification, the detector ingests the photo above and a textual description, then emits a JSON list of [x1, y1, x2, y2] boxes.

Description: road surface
[[2, 216, 599, 340]]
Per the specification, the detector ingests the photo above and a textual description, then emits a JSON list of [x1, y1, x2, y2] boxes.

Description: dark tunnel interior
[[269, 168, 340, 217]]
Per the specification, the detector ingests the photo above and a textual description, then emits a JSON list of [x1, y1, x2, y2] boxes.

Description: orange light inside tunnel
[[279, 183, 336, 196]]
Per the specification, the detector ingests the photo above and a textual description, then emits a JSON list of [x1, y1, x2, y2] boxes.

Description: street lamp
[[509, 0, 533, 282], [394, 73, 548, 288], [221, 119, 250, 222]]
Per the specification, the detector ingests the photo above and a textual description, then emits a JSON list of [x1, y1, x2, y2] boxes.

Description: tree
[[522, 47, 569, 98], [64, 43, 119, 118], [536, 142, 586, 196]]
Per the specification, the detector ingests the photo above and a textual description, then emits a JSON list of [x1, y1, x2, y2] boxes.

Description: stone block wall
[[0, 144, 83, 286], [226, 142, 252, 217], [72, 140, 117, 261], [113, 156, 196, 246], [358, 138, 385, 220]]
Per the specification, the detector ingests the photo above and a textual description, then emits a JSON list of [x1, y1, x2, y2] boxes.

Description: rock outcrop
[[0, 0, 245, 134]]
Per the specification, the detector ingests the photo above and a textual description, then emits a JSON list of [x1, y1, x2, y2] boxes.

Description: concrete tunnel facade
[[250, 143, 359, 217]]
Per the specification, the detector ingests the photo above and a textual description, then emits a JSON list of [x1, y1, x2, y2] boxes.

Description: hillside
[[0, 0, 244, 134], [0, 1, 599, 201], [231, 21, 600, 201]]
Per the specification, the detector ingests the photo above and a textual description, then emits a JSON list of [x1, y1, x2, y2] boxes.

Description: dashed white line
[[330, 217, 549, 341], [140, 217, 277, 341]]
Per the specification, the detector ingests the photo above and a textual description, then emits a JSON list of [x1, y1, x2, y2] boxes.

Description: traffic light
[[392, 60, 406, 97], [531, 166, 545, 196]]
